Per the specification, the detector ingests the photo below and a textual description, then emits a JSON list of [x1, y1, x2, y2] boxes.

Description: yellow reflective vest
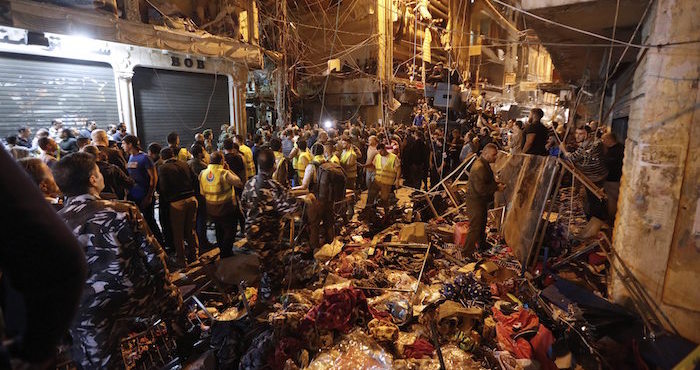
[[313, 155, 326, 164], [239, 144, 255, 179], [340, 149, 357, 179], [295, 150, 312, 180], [373, 152, 398, 186], [328, 154, 340, 165], [199, 164, 235, 215], [176, 147, 191, 162]]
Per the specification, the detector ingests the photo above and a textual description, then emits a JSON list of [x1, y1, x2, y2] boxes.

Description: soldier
[[53, 152, 182, 369], [240, 148, 307, 301], [463, 143, 504, 255]]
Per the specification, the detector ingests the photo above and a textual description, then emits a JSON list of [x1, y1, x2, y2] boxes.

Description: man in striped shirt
[[560, 126, 609, 238]]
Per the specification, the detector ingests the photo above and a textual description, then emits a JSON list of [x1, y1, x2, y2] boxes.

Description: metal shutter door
[[0, 52, 119, 137], [132, 67, 230, 148]]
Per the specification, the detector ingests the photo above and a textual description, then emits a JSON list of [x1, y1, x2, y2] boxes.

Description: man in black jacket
[[463, 143, 504, 255], [158, 148, 200, 268]]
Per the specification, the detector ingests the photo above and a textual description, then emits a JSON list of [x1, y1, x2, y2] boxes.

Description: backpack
[[314, 162, 346, 201]]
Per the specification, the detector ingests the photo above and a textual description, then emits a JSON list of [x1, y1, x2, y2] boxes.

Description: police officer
[[240, 148, 306, 301], [199, 151, 243, 257]]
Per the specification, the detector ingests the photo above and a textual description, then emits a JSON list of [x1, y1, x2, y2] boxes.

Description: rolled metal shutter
[[0, 52, 119, 138], [132, 67, 230, 148]]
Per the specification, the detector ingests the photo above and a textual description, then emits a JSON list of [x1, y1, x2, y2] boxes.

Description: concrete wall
[[611, 0, 700, 343]]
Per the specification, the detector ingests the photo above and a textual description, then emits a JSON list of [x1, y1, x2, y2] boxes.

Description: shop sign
[[505, 72, 516, 86], [171, 56, 205, 69], [520, 81, 538, 91]]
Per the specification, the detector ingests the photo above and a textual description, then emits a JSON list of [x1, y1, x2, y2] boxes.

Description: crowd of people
[[1, 97, 624, 367]]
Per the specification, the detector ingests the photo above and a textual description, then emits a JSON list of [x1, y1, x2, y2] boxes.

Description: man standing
[[270, 138, 290, 187], [234, 134, 255, 180], [53, 152, 182, 369], [158, 148, 200, 268], [364, 135, 379, 191], [464, 143, 504, 255], [188, 144, 212, 249], [79, 121, 97, 139], [339, 136, 358, 193], [199, 151, 243, 257], [38, 137, 59, 168], [16, 127, 32, 148], [92, 129, 127, 174], [81, 145, 133, 200], [413, 108, 425, 127], [111, 123, 127, 143], [240, 149, 303, 300], [601, 132, 624, 223], [122, 135, 163, 244], [522, 108, 549, 156], [49, 119, 63, 141], [559, 126, 609, 238], [292, 140, 312, 186], [281, 129, 295, 158], [18, 157, 62, 207], [222, 139, 248, 236], [368, 143, 400, 207], [167, 132, 192, 162], [296, 144, 338, 250]]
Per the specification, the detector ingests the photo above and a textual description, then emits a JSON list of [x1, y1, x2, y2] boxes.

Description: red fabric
[[301, 287, 370, 333], [492, 307, 540, 359], [273, 337, 302, 369], [530, 324, 557, 370], [587, 250, 607, 266], [404, 338, 435, 359]]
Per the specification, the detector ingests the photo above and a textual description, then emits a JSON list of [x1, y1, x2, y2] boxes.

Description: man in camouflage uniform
[[53, 152, 182, 369], [240, 148, 306, 301]]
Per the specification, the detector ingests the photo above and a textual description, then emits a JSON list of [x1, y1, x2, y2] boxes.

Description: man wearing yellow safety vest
[[339, 136, 358, 191], [367, 143, 401, 207], [199, 151, 243, 257], [292, 140, 312, 186], [324, 142, 340, 164], [296, 144, 337, 250], [339, 136, 358, 219], [234, 134, 255, 180]]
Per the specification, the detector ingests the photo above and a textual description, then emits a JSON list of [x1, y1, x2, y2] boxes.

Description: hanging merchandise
[[422, 27, 432, 64]]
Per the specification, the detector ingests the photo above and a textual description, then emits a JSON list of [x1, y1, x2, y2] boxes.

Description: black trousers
[[142, 200, 164, 246], [212, 212, 237, 258], [195, 195, 211, 248], [159, 199, 173, 253], [585, 184, 608, 221]]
